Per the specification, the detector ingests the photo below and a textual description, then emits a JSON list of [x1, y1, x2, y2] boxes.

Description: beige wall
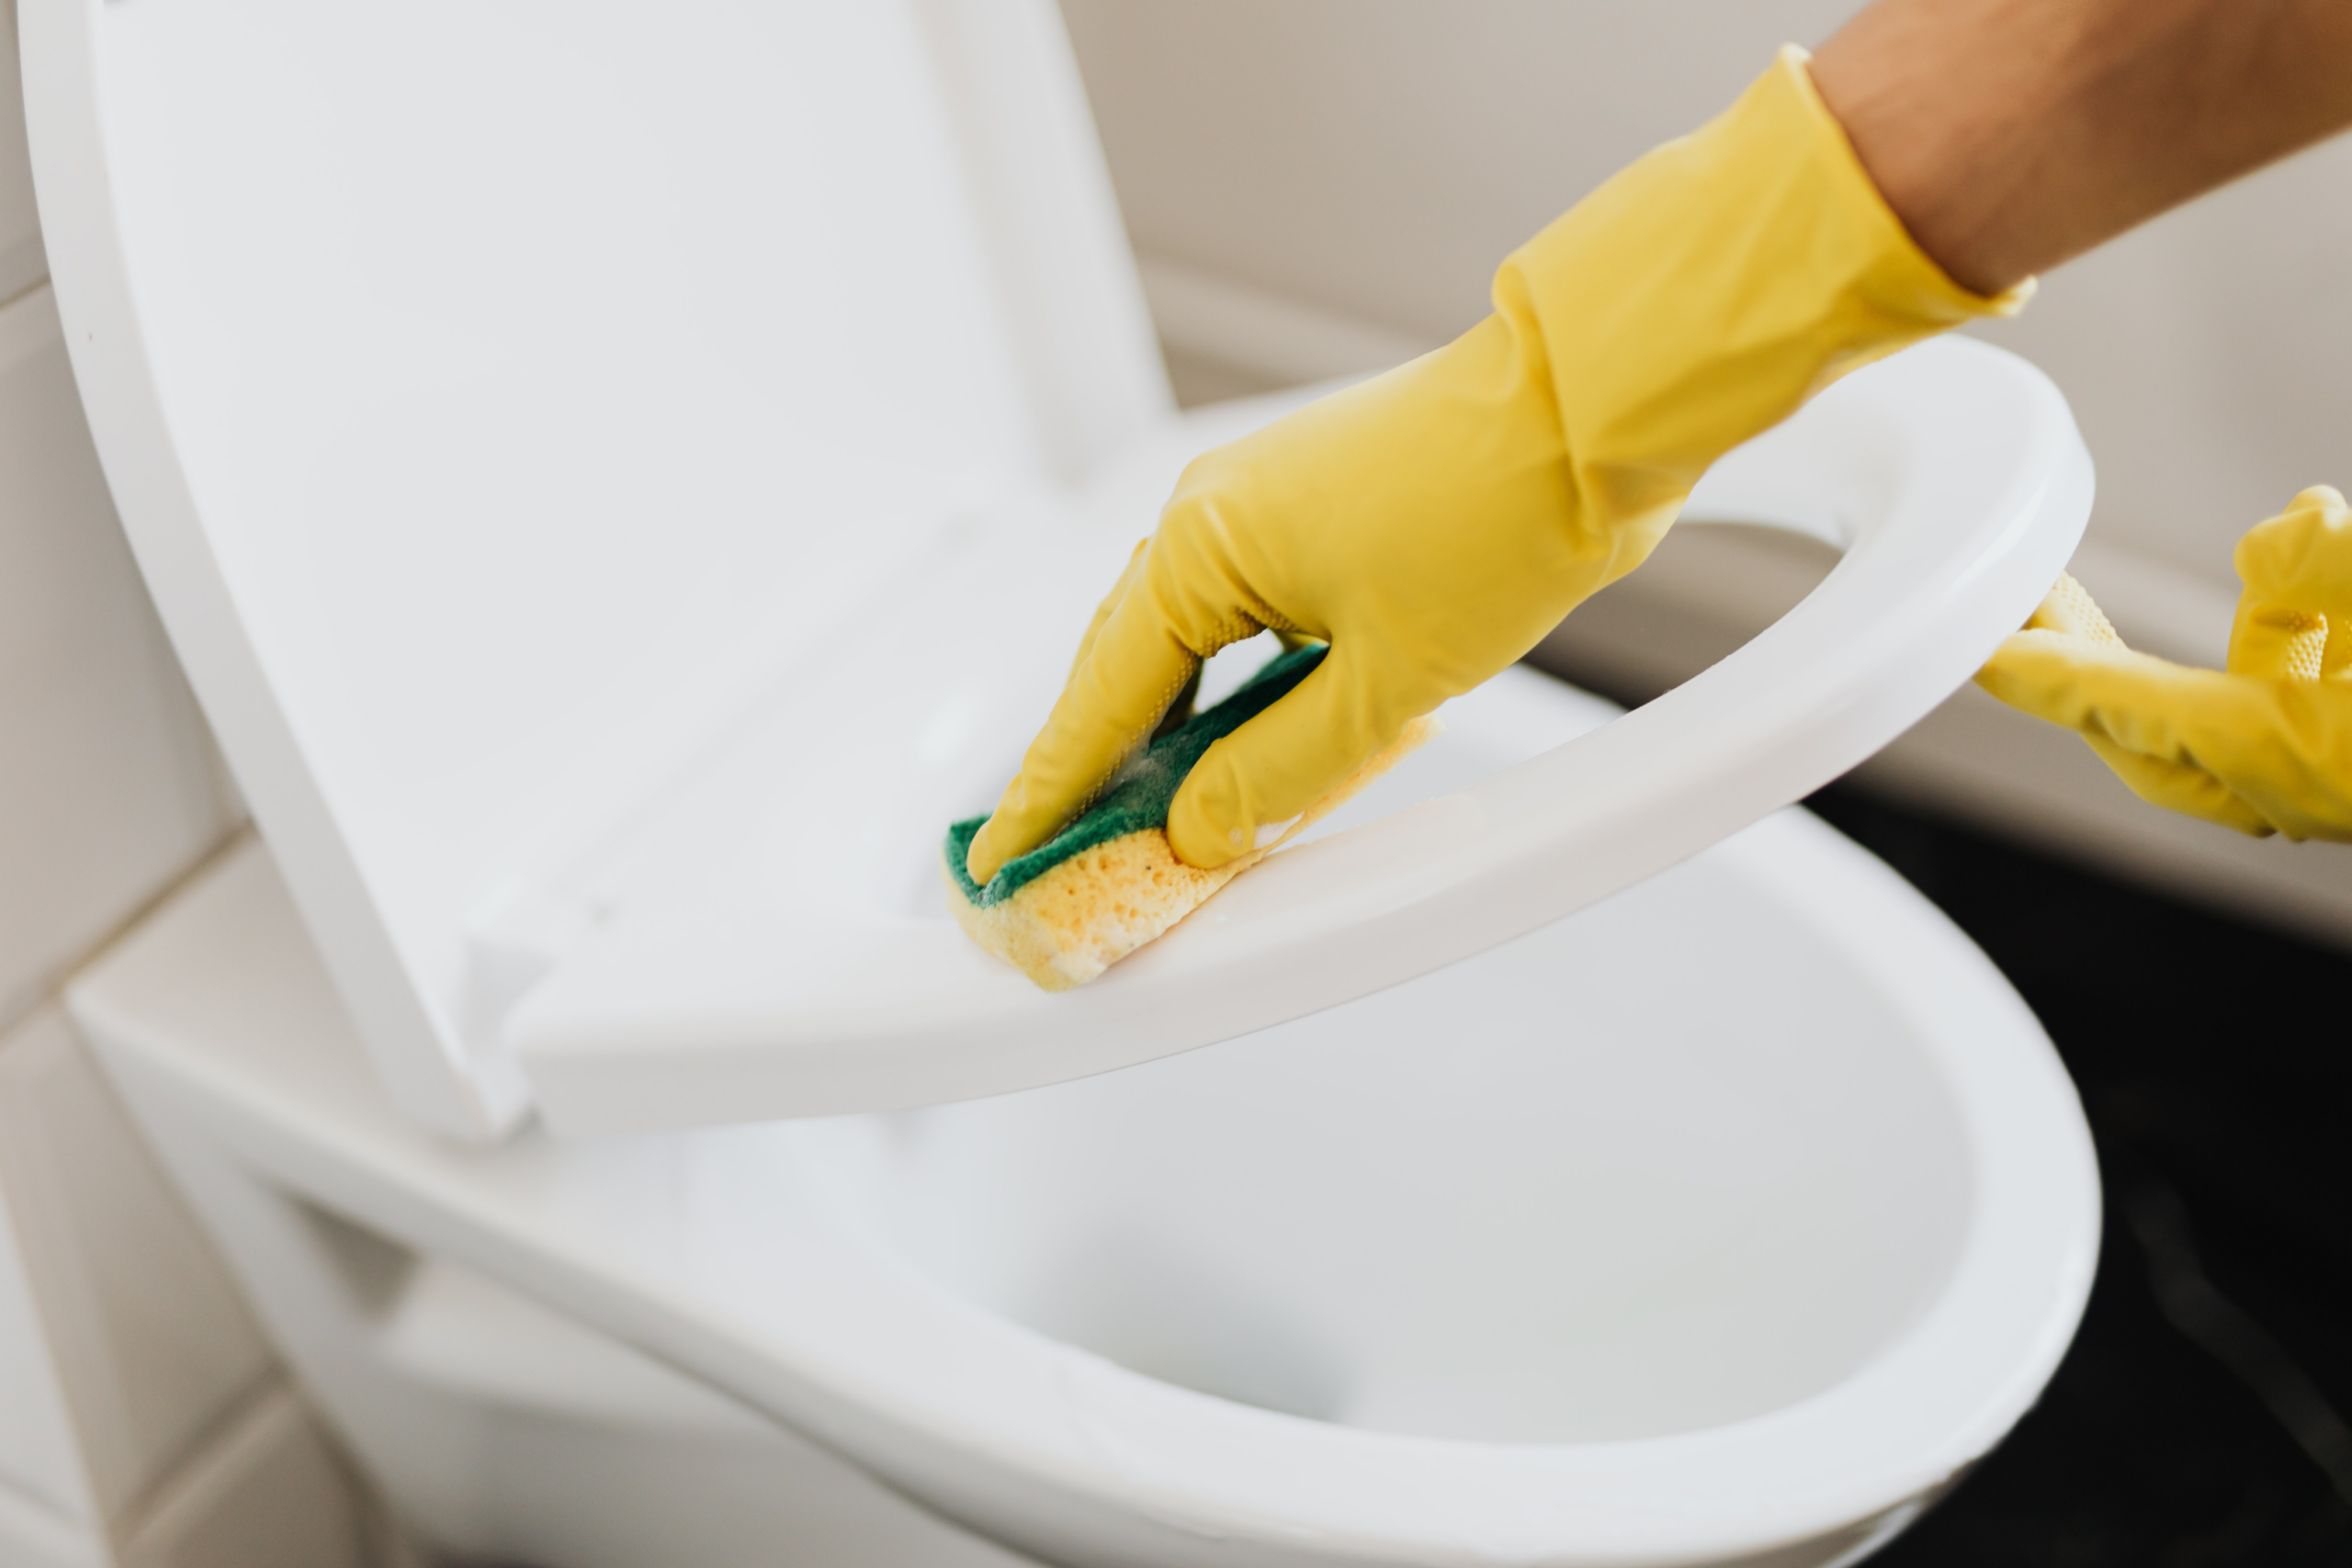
[[1061, 0, 2352, 584]]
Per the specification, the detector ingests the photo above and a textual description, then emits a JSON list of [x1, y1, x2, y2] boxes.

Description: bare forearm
[[1812, 0, 2352, 294]]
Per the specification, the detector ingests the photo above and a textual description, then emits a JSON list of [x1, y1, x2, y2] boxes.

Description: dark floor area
[[1804, 785, 2352, 1566]]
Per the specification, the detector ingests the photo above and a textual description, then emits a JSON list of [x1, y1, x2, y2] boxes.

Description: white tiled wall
[[0, 2, 379, 1562], [0, 1009, 379, 1568], [0, 1015, 275, 1526], [0, 1170, 93, 1542], [0, 287, 232, 1033]]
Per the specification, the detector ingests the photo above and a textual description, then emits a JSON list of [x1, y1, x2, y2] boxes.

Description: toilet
[[25, 0, 2102, 1564]]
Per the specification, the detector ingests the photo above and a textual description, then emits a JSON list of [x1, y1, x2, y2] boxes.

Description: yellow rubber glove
[[1978, 486, 2352, 840], [966, 47, 2025, 883]]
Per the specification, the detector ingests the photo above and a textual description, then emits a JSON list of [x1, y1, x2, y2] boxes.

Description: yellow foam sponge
[[944, 647, 1442, 990], [944, 714, 1437, 990]]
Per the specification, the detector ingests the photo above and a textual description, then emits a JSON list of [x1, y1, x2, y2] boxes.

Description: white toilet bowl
[[27, 0, 2101, 1560], [75, 668, 2099, 1568]]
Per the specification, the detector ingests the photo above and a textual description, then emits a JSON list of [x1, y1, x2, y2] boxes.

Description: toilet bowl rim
[[71, 817, 2098, 1562], [699, 811, 2100, 1558]]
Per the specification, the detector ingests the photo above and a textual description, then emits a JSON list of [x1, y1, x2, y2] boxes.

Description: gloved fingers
[[2026, 572, 2124, 644], [1975, 629, 2211, 747], [1166, 646, 1408, 868], [1063, 536, 1193, 761], [1982, 629, 2352, 838], [2082, 736, 2277, 838], [2227, 600, 2329, 681], [2322, 615, 2352, 680], [1978, 628, 2270, 778], [1979, 631, 2279, 835], [2225, 490, 2352, 681], [1067, 538, 1150, 682], [2232, 485, 2352, 627], [2185, 680, 2352, 842], [1150, 664, 1204, 743], [965, 558, 1204, 886]]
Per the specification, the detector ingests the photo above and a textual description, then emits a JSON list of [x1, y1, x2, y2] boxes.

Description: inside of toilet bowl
[[785, 830, 1973, 1446]]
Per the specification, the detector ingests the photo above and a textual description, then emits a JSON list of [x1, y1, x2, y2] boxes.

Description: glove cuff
[[1498, 45, 2031, 566]]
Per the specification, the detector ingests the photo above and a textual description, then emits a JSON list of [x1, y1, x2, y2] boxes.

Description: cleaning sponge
[[944, 645, 1437, 990]]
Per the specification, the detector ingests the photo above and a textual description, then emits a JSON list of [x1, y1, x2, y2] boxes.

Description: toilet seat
[[24, 0, 2090, 1142], [502, 338, 2091, 1136]]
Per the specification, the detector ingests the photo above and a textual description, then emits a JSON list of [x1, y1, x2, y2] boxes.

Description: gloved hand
[[1978, 486, 2352, 840], [966, 47, 2024, 884]]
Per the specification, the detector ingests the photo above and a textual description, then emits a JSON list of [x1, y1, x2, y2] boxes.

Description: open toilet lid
[[22, 0, 2092, 1143]]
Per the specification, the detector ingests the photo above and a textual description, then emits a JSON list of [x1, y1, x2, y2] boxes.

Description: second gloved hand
[[1980, 486, 2352, 840], [966, 48, 2021, 884]]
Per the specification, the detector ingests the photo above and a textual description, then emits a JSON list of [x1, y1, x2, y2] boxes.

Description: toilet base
[[93, 916, 1973, 1568], [121, 1108, 1038, 1568]]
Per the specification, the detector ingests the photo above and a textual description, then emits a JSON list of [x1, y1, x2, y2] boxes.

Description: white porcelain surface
[[30, 0, 2103, 1559], [73, 666, 2099, 1567], [0, 1484, 107, 1568], [21, 0, 1165, 1140]]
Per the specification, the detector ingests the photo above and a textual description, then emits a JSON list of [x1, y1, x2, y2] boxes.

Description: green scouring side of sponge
[[942, 644, 1439, 991], [945, 642, 1328, 909]]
